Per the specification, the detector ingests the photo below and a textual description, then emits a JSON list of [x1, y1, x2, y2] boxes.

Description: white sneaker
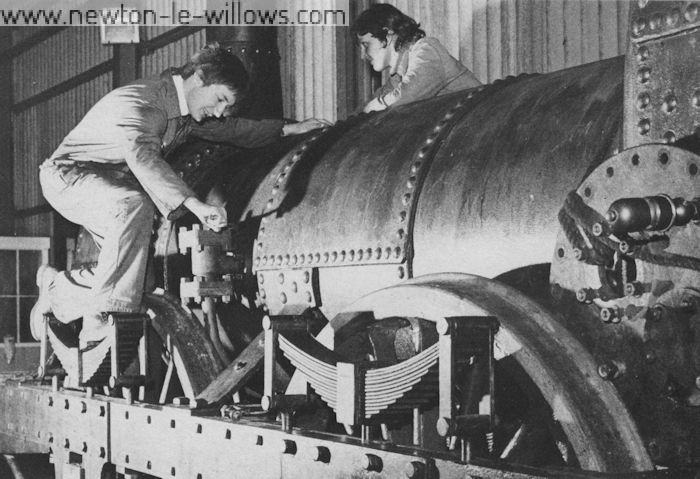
[[29, 265, 58, 341]]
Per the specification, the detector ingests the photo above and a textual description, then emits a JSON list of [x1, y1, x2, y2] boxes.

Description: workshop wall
[[280, 0, 632, 122], [5, 0, 632, 237]]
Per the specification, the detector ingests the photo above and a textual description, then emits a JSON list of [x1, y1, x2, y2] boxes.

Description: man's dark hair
[[351, 4, 425, 51], [177, 42, 250, 98]]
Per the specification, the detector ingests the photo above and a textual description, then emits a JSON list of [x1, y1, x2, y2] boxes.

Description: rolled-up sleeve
[[119, 102, 195, 219], [190, 117, 284, 148]]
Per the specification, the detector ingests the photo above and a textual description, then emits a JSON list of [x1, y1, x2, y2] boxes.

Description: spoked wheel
[[295, 273, 653, 473]]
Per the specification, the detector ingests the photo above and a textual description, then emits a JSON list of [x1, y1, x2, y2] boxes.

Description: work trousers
[[39, 159, 155, 323]]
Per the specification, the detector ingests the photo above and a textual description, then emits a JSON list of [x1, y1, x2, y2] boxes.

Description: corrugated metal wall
[[140, 28, 206, 78], [278, 0, 346, 121], [138, 0, 206, 77], [279, 0, 631, 122], [279, 0, 373, 121], [12, 28, 112, 235]]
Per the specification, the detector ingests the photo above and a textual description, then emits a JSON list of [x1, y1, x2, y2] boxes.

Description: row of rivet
[[258, 270, 314, 305], [255, 245, 404, 268], [634, 44, 687, 144], [226, 46, 277, 56], [393, 89, 482, 259], [632, 2, 699, 37], [255, 87, 485, 272], [254, 129, 330, 269], [259, 136, 319, 214], [258, 288, 313, 305], [258, 270, 312, 285]]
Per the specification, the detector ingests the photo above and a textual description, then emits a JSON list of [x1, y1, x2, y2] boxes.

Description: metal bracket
[[180, 277, 235, 304], [178, 223, 234, 253], [178, 225, 244, 304], [436, 316, 498, 446], [261, 312, 324, 429]]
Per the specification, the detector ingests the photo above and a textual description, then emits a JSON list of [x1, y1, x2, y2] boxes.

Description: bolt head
[[598, 363, 613, 379], [362, 453, 382, 471], [576, 289, 590, 303], [404, 461, 425, 479], [644, 348, 656, 363]]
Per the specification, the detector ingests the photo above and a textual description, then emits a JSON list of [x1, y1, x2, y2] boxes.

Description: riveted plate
[[625, 4, 700, 148], [251, 90, 480, 272], [0, 381, 661, 477], [44, 389, 111, 463], [258, 268, 318, 315], [628, 1, 700, 42], [413, 58, 625, 279], [551, 145, 700, 313], [108, 399, 448, 479], [0, 384, 110, 462]]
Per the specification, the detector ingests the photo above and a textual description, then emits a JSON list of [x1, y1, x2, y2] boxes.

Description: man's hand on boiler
[[184, 197, 228, 232], [282, 118, 333, 136]]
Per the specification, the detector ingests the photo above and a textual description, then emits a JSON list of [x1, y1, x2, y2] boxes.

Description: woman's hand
[[282, 118, 332, 136], [363, 97, 387, 113]]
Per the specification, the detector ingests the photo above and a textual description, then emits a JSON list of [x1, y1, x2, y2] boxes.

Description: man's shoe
[[29, 265, 58, 341], [78, 313, 110, 350]]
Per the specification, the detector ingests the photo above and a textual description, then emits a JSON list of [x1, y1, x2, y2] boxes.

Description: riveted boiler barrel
[[241, 56, 624, 317]]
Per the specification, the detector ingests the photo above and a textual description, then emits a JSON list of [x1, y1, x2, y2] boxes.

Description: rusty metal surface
[[624, 27, 700, 148], [251, 90, 483, 272], [413, 57, 624, 279], [549, 145, 700, 467], [245, 57, 623, 283], [551, 145, 700, 310], [628, 1, 700, 42]]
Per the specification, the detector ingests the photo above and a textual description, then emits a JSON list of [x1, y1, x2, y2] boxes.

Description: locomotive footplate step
[[39, 312, 149, 389]]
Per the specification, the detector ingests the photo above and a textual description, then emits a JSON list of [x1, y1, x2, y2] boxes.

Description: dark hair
[[177, 42, 249, 98], [351, 4, 425, 51]]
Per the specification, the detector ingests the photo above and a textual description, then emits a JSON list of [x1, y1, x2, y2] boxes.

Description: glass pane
[[0, 251, 15, 295], [0, 298, 17, 339], [19, 250, 43, 295], [19, 297, 37, 343]]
